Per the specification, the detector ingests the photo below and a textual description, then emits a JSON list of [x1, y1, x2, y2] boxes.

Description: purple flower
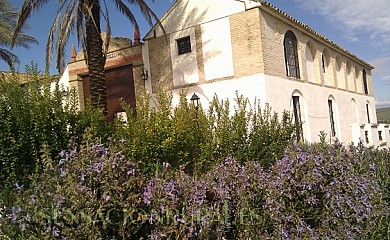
[[59, 150, 66, 158], [8, 206, 21, 223], [127, 168, 135, 176], [102, 194, 111, 203], [143, 183, 153, 205], [15, 182, 24, 191], [60, 166, 66, 177]]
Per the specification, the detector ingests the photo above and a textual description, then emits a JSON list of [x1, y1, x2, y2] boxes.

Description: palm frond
[[101, 0, 111, 57], [0, 47, 18, 67], [55, 0, 78, 71], [13, 0, 50, 46]]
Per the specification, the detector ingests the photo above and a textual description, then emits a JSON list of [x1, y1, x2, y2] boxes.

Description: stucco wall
[[146, 0, 247, 38], [264, 75, 376, 143], [171, 73, 267, 114]]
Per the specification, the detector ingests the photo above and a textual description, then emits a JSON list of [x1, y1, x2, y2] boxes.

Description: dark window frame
[[322, 54, 326, 73], [292, 96, 304, 142], [177, 36, 191, 55], [363, 69, 368, 94], [284, 31, 300, 78], [328, 99, 336, 137], [366, 103, 371, 123]]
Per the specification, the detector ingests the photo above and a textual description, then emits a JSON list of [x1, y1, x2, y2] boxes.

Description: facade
[[63, 0, 389, 148]]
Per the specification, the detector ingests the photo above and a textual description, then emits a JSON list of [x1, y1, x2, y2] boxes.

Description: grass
[[376, 107, 390, 123]]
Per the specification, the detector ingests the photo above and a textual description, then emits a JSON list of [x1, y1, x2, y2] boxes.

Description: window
[[284, 31, 300, 78], [363, 69, 368, 94], [322, 54, 326, 73], [378, 131, 383, 142], [366, 103, 371, 123], [328, 99, 336, 137], [321, 49, 331, 74], [177, 36, 191, 55], [292, 96, 304, 142], [365, 131, 369, 144]]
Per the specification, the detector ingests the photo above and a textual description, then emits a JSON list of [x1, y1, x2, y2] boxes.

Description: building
[[62, 0, 389, 148]]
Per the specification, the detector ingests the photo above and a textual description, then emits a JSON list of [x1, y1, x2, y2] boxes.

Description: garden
[[0, 70, 389, 239]]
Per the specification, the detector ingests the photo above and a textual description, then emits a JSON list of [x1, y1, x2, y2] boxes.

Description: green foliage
[[0, 68, 67, 186], [0, 66, 110, 188], [376, 107, 390, 123], [116, 92, 297, 175]]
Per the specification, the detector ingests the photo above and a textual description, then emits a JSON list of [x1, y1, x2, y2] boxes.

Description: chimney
[[70, 44, 77, 63], [134, 26, 141, 45]]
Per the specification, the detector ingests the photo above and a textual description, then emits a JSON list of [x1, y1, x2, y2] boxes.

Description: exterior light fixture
[[141, 68, 148, 81], [61, 88, 69, 98], [190, 92, 200, 109]]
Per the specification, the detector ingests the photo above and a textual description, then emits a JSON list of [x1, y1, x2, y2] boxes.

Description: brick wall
[[148, 36, 173, 93], [229, 8, 264, 78]]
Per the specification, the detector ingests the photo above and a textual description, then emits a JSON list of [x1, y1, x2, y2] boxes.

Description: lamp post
[[141, 68, 148, 81], [190, 93, 200, 177]]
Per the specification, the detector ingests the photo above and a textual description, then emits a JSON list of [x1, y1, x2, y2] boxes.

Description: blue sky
[[2, 0, 389, 108]]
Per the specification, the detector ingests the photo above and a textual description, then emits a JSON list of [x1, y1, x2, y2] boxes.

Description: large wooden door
[[82, 65, 136, 121]]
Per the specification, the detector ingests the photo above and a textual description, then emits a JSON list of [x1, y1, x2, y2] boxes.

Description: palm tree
[[0, 0, 37, 68], [13, 0, 162, 114]]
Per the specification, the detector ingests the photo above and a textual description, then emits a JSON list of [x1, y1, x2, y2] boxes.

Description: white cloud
[[293, 0, 390, 46], [375, 100, 390, 109], [371, 56, 390, 82]]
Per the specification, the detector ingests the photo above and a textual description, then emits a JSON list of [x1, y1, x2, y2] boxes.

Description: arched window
[[366, 101, 371, 123], [363, 69, 368, 94], [292, 93, 304, 142], [322, 54, 327, 73], [284, 31, 300, 78], [321, 49, 330, 73], [328, 97, 336, 137]]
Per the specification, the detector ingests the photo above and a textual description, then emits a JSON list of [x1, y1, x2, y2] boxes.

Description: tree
[[13, 0, 162, 114], [0, 0, 37, 68]]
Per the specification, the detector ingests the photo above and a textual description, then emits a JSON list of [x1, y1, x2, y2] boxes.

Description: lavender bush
[[264, 141, 387, 239], [1, 134, 387, 239], [0, 131, 147, 239], [142, 157, 268, 239]]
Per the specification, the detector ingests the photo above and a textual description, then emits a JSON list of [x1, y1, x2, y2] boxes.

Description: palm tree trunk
[[82, 0, 107, 115]]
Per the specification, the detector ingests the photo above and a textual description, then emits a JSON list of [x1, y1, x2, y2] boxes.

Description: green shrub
[[0, 68, 70, 186], [0, 67, 111, 191], [116, 92, 297, 175]]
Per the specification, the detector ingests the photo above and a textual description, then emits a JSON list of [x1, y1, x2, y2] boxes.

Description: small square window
[[177, 36, 191, 55]]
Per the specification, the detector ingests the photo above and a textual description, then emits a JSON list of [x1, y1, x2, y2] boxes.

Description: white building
[[63, 0, 390, 148]]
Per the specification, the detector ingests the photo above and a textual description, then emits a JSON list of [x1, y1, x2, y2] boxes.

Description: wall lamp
[[190, 92, 200, 110], [141, 68, 148, 81]]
